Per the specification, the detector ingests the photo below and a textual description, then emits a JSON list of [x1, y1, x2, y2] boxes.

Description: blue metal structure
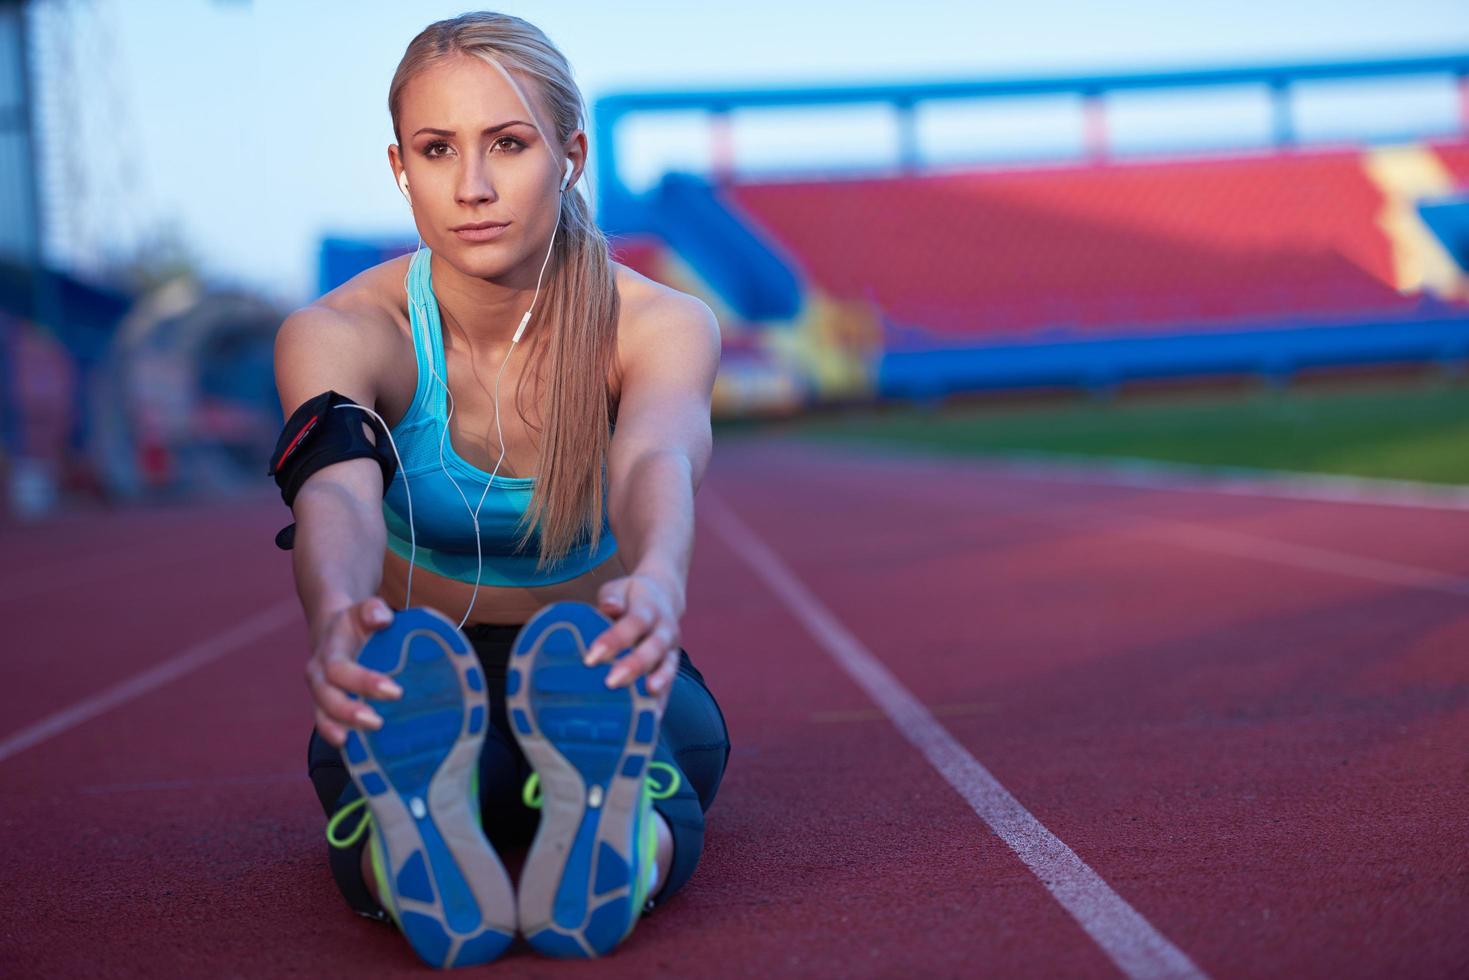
[[1419, 193, 1469, 270], [323, 54, 1469, 407], [879, 311, 1469, 400], [594, 53, 1469, 236], [318, 236, 416, 298], [644, 173, 802, 321], [0, 0, 42, 463], [589, 53, 1469, 403]]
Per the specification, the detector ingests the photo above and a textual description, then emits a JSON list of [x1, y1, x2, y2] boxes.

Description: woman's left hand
[[586, 570, 685, 695]]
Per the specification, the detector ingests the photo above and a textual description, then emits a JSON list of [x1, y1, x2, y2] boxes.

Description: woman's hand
[[305, 596, 404, 748], [587, 571, 685, 695]]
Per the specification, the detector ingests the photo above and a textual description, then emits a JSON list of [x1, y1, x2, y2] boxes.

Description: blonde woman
[[271, 12, 729, 966]]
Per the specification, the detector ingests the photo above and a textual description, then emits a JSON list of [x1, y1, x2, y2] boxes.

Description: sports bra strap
[[405, 247, 449, 416]]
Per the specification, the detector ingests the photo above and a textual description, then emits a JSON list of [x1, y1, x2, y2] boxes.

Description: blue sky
[[30, 0, 1469, 303]]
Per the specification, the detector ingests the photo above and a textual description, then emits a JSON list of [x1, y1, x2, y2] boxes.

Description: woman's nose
[[456, 158, 498, 206]]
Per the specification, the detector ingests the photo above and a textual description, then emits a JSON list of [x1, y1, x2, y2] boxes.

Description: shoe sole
[[342, 606, 516, 968], [507, 601, 665, 958]]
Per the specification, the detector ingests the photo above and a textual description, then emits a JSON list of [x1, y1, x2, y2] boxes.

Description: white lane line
[[0, 599, 300, 765], [968, 451, 1469, 512], [1138, 520, 1469, 597], [780, 442, 1469, 512], [782, 444, 1469, 597], [701, 492, 1207, 980]]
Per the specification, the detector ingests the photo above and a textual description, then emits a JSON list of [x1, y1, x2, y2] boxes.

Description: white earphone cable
[[329, 402, 416, 609], [396, 155, 567, 629]]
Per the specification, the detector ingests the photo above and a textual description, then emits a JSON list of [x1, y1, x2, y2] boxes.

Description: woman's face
[[390, 53, 581, 283]]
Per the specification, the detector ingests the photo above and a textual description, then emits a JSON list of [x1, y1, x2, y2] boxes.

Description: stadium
[[2, 3, 1467, 976]]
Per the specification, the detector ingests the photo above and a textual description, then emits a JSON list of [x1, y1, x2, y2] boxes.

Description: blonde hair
[[389, 12, 621, 572]]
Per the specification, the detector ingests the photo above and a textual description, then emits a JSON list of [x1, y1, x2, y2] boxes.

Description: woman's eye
[[424, 141, 452, 158], [493, 136, 525, 152]]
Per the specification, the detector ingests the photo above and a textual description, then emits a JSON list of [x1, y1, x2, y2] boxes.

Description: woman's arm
[[585, 294, 722, 694], [275, 306, 403, 746], [603, 450, 695, 617], [292, 465, 387, 646]]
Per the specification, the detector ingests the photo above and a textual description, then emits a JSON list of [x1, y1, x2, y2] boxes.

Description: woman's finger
[[646, 647, 680, 696], [608, 624, 676, 688], [309, 657, 385, 726], [597, 578, 630, 616], [314, 710, 348, 749], [588, 604, 654, 665], [311, 672, 385, 730], [323, 653, 402, 699], [353, 597, 393, 632]]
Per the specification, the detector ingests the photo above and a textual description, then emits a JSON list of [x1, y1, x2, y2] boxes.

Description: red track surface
[[3, 437, 1467, 977]]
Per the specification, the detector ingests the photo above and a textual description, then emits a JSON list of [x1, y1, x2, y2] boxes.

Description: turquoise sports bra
[[380, 247, 619, 585]]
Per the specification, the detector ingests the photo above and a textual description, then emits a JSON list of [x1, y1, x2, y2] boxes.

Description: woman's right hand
[[305, 596, 404, 748]]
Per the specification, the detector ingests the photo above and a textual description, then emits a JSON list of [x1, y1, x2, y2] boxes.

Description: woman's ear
[[562, 130, 588, 190], [387, 144, 410, 206]]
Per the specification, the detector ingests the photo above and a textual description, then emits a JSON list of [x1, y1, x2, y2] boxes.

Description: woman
[[272, 11, 729, 967]]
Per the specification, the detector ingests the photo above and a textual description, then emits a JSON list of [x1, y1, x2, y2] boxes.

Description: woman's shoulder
[[275, 255, 414, 392], [611, 261, 719, 349], [279, 256, 413, 352], [313, 253, 414, 330], [610, 261, 721, 372], [612, 259, 701, 316]]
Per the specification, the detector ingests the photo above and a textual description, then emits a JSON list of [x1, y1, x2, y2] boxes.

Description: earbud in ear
[[398, 171, 412, 205], [560, 160, 574, 192]]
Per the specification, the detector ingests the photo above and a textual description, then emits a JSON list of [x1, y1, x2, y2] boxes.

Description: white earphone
[[352, 149, 573, 628]]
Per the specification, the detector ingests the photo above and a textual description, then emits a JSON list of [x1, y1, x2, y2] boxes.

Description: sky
[[26, 0, 1469, 305]]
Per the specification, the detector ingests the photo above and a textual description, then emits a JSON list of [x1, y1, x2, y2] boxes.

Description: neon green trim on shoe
[[326, 767, 484, 929], [325, 797, 400, 928], [519, 762, 680, 812], [520, 762, 682, 921], [366, 826, 401, 928], [632, 763, 681, 913]]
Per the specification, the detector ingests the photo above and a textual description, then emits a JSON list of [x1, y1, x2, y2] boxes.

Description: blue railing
[[594, 52, 1469, 234], [879, 311, 1469, 400]]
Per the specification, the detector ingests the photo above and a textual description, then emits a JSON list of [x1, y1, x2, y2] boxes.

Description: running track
[[2, 435, 1466, 977]]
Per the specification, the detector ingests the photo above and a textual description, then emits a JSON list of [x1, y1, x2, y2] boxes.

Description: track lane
[[2, 477, 1116, 977], [6, 437, 1466, 976], [711, 438, 1469, 977]]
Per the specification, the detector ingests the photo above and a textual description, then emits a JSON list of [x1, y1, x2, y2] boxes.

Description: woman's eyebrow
[[411, 120, 533, 138]]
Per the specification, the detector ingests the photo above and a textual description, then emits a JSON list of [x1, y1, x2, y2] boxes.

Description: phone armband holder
[[267, 390, 396, 550]]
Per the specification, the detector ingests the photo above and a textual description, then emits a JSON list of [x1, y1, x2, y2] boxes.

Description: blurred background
[[3, 0, 1469, 520]]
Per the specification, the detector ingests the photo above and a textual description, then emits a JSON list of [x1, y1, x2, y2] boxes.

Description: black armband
[[266, 390, 397, 550]]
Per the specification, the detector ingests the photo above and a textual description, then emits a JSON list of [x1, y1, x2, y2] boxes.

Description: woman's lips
[[453, 223, 509, 243]]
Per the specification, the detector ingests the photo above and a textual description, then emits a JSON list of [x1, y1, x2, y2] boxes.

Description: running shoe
[[506, 600, 682, 957], [325, 606, 515, 968]]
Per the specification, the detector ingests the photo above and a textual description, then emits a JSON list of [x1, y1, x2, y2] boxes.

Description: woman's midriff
[[377, 546, 629, 624]]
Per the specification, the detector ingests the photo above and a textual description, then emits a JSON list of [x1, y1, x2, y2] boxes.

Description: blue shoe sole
[[341, 607, 516, 968], [506, 601, 665, 958]]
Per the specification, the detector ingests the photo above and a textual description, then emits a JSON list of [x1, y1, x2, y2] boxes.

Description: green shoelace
[[519, 760, 681, 808], [324, 768, 485, 929], [522, 761, 682, 912]]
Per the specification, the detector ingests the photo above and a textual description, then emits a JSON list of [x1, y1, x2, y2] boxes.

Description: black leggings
[[306, 622, 731, 922]]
